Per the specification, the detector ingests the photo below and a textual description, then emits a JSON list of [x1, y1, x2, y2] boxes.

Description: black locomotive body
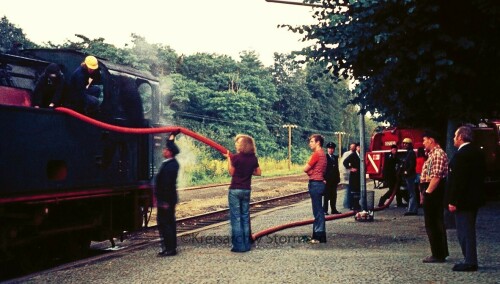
[[0, 49, 163, 261]]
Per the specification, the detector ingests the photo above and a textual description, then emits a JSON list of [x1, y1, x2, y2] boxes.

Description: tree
[[177, 53, 239, 90], [0, 16, 37, 52], [305, 61, 350, 131], [272, 53, 317, 130], [288, 0, 500, 132], [238, 51, 281, 137], [128, 34, 178, 76], [171, 53, 279, 156]]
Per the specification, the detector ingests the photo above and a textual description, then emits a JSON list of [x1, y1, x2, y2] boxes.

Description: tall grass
[[174, 136, 305, 188]]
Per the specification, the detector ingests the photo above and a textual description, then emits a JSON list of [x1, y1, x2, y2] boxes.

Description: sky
[[2, 0, 317, 66]]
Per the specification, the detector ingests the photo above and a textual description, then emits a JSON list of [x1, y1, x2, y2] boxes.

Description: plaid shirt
[[420, 145, 448, 183]]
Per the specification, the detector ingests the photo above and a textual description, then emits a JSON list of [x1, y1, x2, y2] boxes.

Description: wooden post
[[283, 124, 297, 170], [334, 131, 346, 157]]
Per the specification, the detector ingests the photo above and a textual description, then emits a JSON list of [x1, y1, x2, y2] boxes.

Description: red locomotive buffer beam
[[55, 107, 229, 155]]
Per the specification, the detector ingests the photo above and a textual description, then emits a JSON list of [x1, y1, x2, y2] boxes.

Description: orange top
[[307, 149, 327, 181]]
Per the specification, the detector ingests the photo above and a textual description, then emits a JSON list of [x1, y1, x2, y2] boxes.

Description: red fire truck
[[365, 120, 500, 188]]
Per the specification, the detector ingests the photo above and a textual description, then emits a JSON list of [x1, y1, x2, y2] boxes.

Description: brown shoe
[[422, 256, 445, 263]]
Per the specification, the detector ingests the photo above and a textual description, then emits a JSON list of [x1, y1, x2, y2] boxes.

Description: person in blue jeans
[[401, 138, 418, 216], [225, 134, 261, 252], [304, 134, 327, 243]]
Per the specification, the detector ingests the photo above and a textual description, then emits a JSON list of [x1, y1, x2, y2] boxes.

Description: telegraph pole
[[334, 131, 346, 157], [282, 124, 298, 170], [359, 112, 367, 211]]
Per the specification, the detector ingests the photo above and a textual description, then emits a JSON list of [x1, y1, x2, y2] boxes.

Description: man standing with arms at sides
[[323, 142, 341, 215], [304, 134, 327, 243], [343, 143, 361, 210], [420, 130, 449, 263], [446, 126, 485, 272], [155, 131, 180, 257], [342, 143, 356, 209]]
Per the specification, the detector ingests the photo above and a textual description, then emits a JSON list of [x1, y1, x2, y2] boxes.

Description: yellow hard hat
[[84, 56, 99, 70], [402, 137, 413, 144]]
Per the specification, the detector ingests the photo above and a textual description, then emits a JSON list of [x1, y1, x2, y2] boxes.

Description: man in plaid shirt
[[420, 130, 449, 263]]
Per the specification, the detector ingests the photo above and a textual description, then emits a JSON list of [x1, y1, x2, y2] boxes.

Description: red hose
[[55, 107, 229, 155], [251, 184, 399, 241], [55, 108, 401, 241], [251, 210, 356, 240]]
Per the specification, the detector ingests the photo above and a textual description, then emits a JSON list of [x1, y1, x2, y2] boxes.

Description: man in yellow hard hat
[[66, 55, 102, 114]]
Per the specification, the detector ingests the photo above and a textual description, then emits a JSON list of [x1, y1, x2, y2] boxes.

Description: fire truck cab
[[365, 121, 500, 188], [366, 128, 424, 187]]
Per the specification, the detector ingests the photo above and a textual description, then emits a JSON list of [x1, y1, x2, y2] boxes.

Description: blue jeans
[[228, 189, 251, 252], [406, 175, 418, 213], [308, 181, 326, 235], [343, 185, 351, 209]]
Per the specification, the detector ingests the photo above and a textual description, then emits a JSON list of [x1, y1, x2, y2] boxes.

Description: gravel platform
[[18, 189, 500, 284]]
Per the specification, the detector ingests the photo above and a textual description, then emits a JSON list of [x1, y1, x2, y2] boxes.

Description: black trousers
[[422, 182, 449, 259], [157, 204, 177, 252], [323, 181, 339, 213], [379, 178, 396, 206], [456, 209, 479, 265], [379, 178, 408, 206]]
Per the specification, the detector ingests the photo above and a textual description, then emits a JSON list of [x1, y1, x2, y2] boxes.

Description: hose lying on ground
[[251, 180, 401, 241]]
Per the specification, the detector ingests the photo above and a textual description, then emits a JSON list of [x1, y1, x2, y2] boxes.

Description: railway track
[[3, 188, 309, 282], [176, 190, 309, 233]]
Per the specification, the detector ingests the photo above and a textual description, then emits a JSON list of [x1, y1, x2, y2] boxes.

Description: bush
[[173, 139, 304, 187]]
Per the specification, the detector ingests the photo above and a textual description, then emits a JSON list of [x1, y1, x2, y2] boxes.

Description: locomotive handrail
[[54, 107, 229, 155]]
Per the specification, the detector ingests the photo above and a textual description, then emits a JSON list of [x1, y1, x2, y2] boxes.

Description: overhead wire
[[173, 110, 342, 135]]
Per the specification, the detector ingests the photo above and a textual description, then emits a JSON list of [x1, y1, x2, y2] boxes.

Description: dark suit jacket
[[401, 147, 416, 177], [155, 158, 179, 205], [325, 154, 340, 185], [446, 143, 486, 210], [382, 153, 399, 183], [343, 151, 360, 192]]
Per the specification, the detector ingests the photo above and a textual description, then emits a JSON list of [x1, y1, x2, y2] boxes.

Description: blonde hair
[[235, 134, 257, 154]]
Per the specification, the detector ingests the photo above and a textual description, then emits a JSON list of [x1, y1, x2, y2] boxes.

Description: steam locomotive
[[0, 49, 164, 262]]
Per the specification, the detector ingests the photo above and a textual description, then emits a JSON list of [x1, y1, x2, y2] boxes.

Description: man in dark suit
[[446, 126, 486, 271], [378, 144, 401, 207], [343, 142, 361, 210], [323, 142, 341, 214], [155, 131, 180, 257]]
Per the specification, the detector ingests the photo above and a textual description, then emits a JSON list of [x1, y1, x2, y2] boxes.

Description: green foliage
[[0, 16, 38, 52], [292, 0, 500, 131], [1, 15, 381, 174], [271, 53, 316, 135], [179, 138, 304, 187], [129, 34, 178, 76]]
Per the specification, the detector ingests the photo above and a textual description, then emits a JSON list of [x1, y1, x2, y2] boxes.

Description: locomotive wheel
[[13, 241, 52, 276], [59, 232, 91, 261]]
